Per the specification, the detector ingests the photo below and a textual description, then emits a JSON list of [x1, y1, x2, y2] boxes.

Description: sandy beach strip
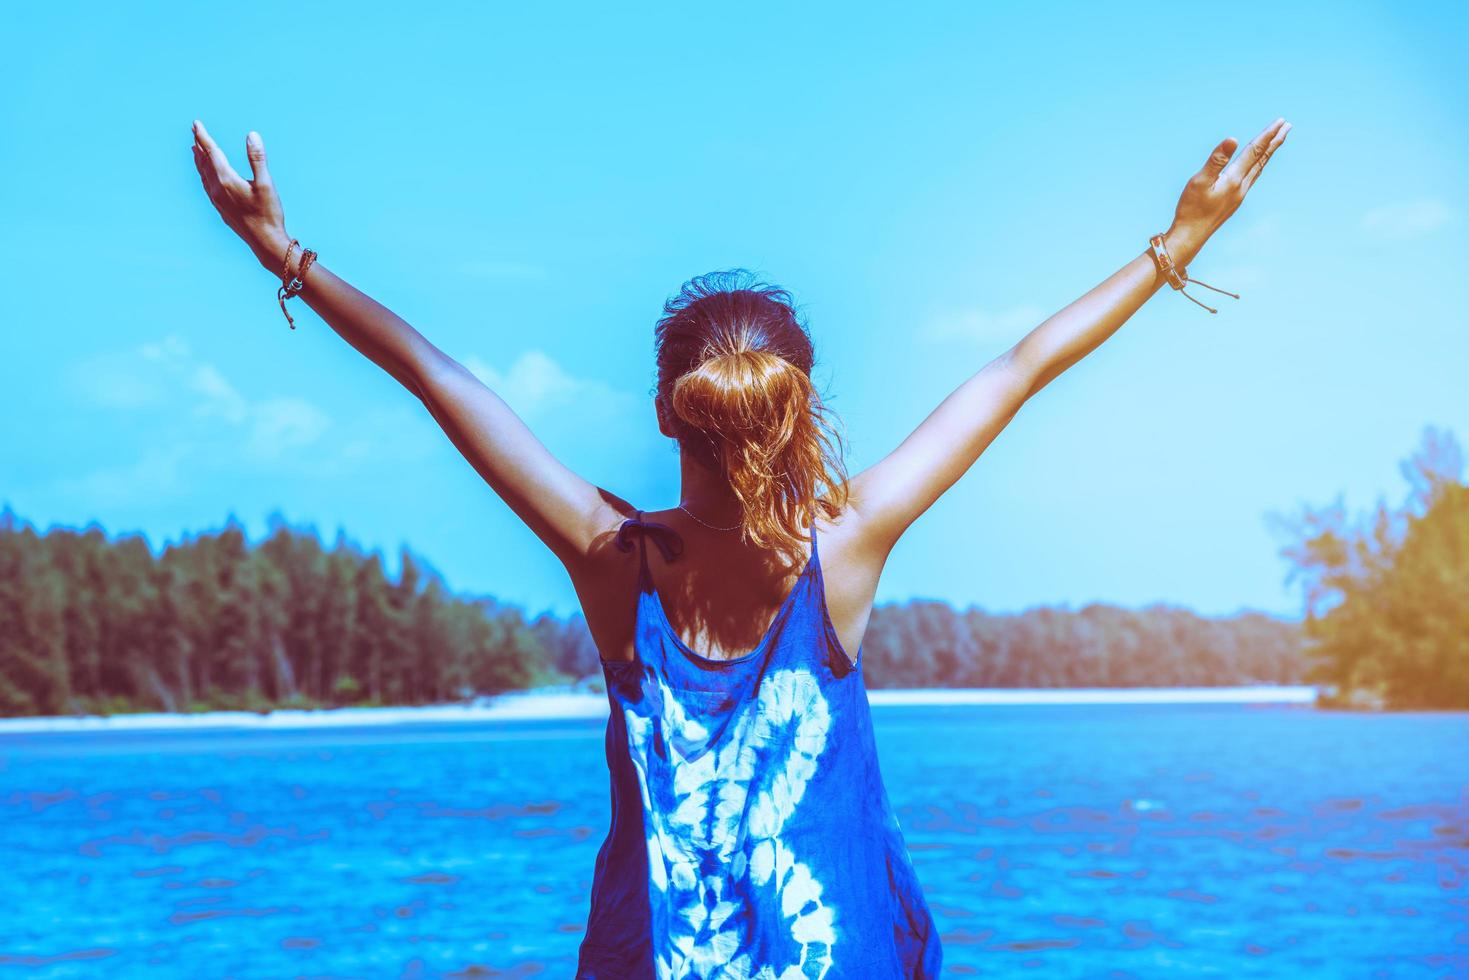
[[0, 686, 1319, 734]]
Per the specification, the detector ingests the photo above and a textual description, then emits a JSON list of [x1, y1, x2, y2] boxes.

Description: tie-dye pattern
[[578, 514, 942, 979]]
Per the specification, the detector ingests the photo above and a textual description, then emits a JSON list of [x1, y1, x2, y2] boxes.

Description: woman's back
[[577, 498, 885, 670], [576, 511, 942, 979]]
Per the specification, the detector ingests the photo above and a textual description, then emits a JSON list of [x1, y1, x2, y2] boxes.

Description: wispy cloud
[[68, 334, 189, 410], [140, 335, 190, 365], [245, 396, 333, 461], [69, 358, 166, 409], [48, 445, 191, 508], [922, 305, 1047, 346], [464, 350, 638, 422], [46, 336, 343, 506], [461, 349, 665, 488], [75, 334, 334, 461], [326, 405, 443, 471], [52, 341, 651, 513], [188, 363, 249, 424], [1362, 198, 1456, 239]]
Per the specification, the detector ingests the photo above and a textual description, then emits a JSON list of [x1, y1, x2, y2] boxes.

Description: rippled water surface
[[2, 702, 1465, 978]]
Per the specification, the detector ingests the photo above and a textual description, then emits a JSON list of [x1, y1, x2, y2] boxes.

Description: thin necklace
[[678, 503, 741, 532]]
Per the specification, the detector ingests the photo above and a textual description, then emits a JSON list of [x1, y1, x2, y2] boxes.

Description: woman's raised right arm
[[190, 121, 622, 563], [847, 117, 1292, 558], [192, 121, 445, 396]]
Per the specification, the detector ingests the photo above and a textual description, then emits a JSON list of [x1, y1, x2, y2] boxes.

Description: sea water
[[1, 701, 1464, 978]]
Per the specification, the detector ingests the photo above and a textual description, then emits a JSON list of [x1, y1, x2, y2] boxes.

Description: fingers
[[245, 131, 273, 188], [1221, 117, 1287, 187], [191, 119, 247, 191], [1201, 137, 1238, 182], [1239, 120, 1291, 193], [191, 143, 221, 196]]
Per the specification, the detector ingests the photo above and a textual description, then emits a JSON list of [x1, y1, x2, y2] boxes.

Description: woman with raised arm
[[191, 115, 1290, 979]]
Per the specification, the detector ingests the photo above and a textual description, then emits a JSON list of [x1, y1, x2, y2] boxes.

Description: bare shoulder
[[562, 493, 646, 664], [813, 495, 889, 667]]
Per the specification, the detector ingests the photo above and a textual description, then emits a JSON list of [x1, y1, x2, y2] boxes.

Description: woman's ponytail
[[655, 272, 850, 558]]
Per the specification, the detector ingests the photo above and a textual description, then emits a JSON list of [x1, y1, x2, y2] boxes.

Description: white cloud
[[1362, 198, 1456, 239], [70, 335, 193, 410], [923, 305, 1047, 345], [464, 349, 634, 422], [58, 339, 659, 512], [69, 356, 166, 409], [459, 349, 665, 487], [245, 397, 333, 461], [320, 404, 442, 471], [56, 335, 339, 494], [140, 335, 191, 364], [49, 445, 190, 508], [189, 363, 248, 423], [73, 334, 317, 438], [104, 334, 331, 454]]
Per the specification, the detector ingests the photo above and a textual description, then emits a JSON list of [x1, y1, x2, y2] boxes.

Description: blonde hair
[[656, 271, 850, 558]]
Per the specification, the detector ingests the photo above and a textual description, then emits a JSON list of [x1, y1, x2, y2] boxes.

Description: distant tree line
[[1273, 426, 1469, 709], [859, 600, 1300, 689], [0, 512, 557, 716], [0, 504, 1307, 717]]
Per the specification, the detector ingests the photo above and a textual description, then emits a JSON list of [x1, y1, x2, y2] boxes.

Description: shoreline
[[0, 685, 1320, 734]]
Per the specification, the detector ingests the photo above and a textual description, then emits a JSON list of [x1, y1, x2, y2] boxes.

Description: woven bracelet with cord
[[277, 242, 317, 330], [1148, 233, 1239, 314]]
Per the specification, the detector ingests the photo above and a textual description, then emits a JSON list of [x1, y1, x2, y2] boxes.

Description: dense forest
[[0, 503, 1304, 718], [1272, 426, 1469, 709]]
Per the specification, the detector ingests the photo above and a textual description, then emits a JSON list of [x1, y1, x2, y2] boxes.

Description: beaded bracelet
[[276, 237, 317, 330], [1148, 233, 1239, 314]]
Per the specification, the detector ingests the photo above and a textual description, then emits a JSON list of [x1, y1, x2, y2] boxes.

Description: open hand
[[1168, 117, 1292, 259], [191, 120, 289, 269]]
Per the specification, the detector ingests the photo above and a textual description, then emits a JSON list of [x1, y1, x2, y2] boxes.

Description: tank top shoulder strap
[[806, 516, 829, 600], [613, 509, 685, 592]]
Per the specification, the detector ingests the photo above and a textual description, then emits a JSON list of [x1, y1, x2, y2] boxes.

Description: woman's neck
[[675, 453, 742, 527]]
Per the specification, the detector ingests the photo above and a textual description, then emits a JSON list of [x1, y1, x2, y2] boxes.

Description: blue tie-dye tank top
[[577, 511, 942, 979]]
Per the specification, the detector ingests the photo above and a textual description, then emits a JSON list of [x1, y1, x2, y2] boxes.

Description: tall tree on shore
[[1272, 426, 1468, 708]]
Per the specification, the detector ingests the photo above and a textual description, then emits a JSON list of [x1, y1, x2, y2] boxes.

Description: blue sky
[[3, 2, 1465, 620]]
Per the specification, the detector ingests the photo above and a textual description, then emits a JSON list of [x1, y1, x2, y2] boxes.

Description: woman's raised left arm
[[190, 121, 620, 564], [845, 117, 1292, 555], [1007, 117, 1292, 398]]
